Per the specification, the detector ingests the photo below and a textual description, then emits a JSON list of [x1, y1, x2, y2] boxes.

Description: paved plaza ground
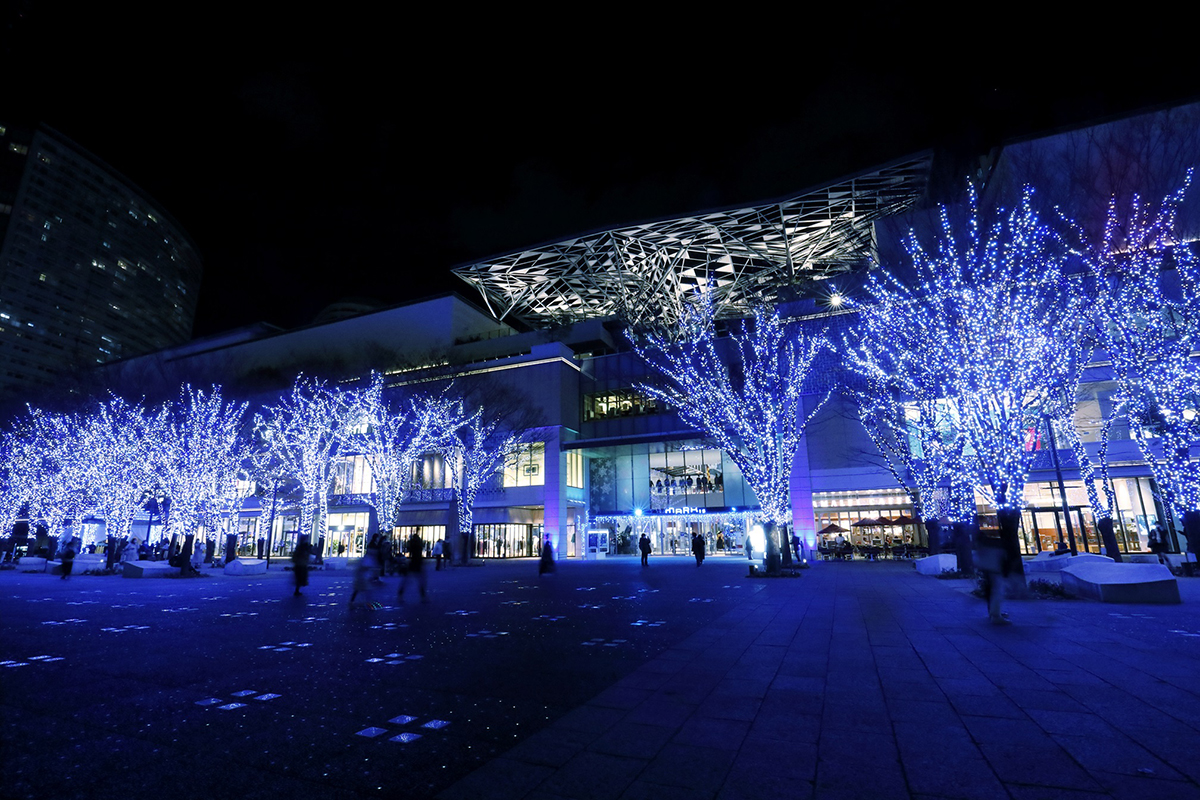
[[2, 555, 1200, 800]]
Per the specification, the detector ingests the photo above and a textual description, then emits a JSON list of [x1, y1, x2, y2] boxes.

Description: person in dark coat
[[398, 533, 426, 601], [59, 539, 75, 579], [291, 535, 312, 596], [538, 535, 556, 575], [639, 534, 651, 567], [692, 533, 705, 566]]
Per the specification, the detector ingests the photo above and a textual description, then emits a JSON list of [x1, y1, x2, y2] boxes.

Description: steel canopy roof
[[452, 154, 932, 328]]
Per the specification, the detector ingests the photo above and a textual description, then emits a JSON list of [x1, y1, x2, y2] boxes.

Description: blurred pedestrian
[[975, 532, 1010, 625], [122, 538, 139, 565], [692, 532, 705, 566], [538, 535, 556, 575], [639, 534, 651, 567], [292, 535, 312, 597], [398, 532, 426, 602], [59, 538, 75, 580], [432, 537, 445, 571]]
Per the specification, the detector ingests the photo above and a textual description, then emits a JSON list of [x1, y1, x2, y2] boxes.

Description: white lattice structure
[[453, 155, 932, 328]]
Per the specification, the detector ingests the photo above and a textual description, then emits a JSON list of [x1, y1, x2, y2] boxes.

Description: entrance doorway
[[1022, 506, 1095, 554]]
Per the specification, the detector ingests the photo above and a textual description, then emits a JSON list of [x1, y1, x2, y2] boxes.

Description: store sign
[[644, 506, 741, 516]]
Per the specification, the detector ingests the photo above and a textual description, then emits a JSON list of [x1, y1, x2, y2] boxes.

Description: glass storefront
[[474, 523, 541, 558], [813, 488, 921, 546], [589, 439, 754, 518]]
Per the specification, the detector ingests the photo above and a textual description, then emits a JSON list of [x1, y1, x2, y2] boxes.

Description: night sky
[[4, 6, 1196, 338]]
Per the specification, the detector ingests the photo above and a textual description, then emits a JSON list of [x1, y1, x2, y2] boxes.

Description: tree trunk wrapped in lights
[[634, 290, 829, 575]]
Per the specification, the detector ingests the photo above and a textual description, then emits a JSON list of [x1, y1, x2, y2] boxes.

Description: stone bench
[[17, 557, 48, 571], [1026, 552, 1113, 574], [1060, 561, 1181, 604], [915, 553, 958, 575], [122, 561, 177, 578], [224, 558, 267, 576]]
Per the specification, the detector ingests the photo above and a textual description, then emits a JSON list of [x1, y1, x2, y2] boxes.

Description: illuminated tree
[[342, 373, 464, 535], [855, 185, 1084, 572], [444, 405, 519, 563], [1086, 175, 1200, 550], [152, 386, 248, 563], [254, 376, 347, 547], [634, 291, 829, 574], [12, 410, 91, 549], [82, 395, 157, 547]]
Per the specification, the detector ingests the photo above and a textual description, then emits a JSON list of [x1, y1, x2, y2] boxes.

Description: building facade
[[0, 123, 202, 397]]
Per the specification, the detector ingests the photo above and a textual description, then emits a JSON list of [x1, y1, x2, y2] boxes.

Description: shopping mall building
[[102, 102, 1200, 562]]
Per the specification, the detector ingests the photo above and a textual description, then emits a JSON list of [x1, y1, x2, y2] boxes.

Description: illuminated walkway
[[441, 560, 1200, 800], [3, 558, 1200, 799]]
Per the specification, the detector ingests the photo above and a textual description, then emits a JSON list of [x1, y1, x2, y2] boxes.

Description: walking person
[[975, 532, 1010, 625], [639, 533, 651, 567], [397, 532, 427, 602], [122, 537, 139, 565], [1149, 521, 1168, 565], [59, 538, 75, 580], [538, 535, 556, 575], [432, 537, 444, 571], [692, 532, 705, 566], [292, 534, 312, 596]]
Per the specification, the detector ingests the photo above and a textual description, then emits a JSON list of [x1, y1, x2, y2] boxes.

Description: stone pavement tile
[[1095, 772, 1200, 800], [820, 730, 897, 763], [936, 676, 1002, 697], [588, 686, 653, 711], [960, 714, 1052, 745], [739, 735, 819, 782], [1037, 668, 1109, 688], [622, 780, 715, 800], [504, 725, 597, 768], [945, 692, 1027, 720], [1073, 693, 1197, 734], [893, 721, 979, 762], [978, 741, 1104, 792], [554, 704, 626, 735], [657, 671, 723, 703], [761, 689, 823, 716], [748, 708, 821, 744], [1051, 732, 1187, 781], [1121, 724, 1200, 783], [1004, 785, 1117, 800], [900, 753, 1009, 800], [671, 715, 751, 750], [820, 699, 893, 735], [637, 743, 736, 794], [714, 675, 772, 699], [814, 757, 908, 799], [769, 674, 825, 695], [777, 656, 830, 679], [735, 644, 787, 669], [718, 775, 815, 800], [885, 697, 962, 725], [692, 693, 761, 722], [535, 751, 649, 800], [590, 721, 676, 760], [623, 697, 697, 729], [1024, 708, 1119, 738], [436, 757, 557, 800], [1000, 686, 1090, 713], [880, 678, 943, 703]]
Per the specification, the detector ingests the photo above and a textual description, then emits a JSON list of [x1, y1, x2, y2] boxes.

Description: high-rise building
[[0, 123, 202, 397]]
